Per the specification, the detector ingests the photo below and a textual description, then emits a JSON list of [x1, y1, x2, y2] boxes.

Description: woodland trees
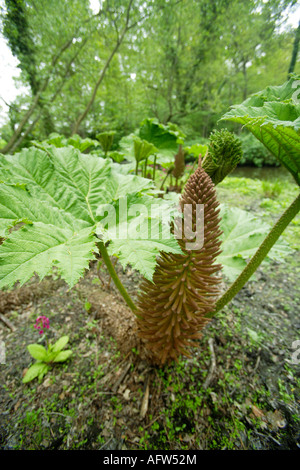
[[0, 0, 299, 151]]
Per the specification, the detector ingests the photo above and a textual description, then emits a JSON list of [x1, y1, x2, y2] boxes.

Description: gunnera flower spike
[[136, 158, 223, 365]]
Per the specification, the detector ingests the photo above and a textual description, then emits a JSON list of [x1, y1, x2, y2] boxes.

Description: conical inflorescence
[[136, 160, 223, 365], [202, 129, 243, 185]]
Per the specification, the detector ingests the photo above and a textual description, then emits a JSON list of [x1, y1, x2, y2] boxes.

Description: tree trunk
[[288, 20, 300, 77], [242, 59, 248, 100]]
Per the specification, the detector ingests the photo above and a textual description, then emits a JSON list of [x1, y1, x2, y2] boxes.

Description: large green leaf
[[139, 118, 184, 151], [0, 183, 73, 237], [0, 146, 111, 229], [1, 145, 291, 288], [108, 238, 183, 281], [218, 205, 292, 281], [118, 133, 137, 162], [0, 146, 182, 288], [96, 193, 183, 281], [220, 76, 300, 185]]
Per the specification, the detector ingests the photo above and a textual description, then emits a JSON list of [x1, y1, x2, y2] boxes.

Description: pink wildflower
[[34, 316, 50, 335]]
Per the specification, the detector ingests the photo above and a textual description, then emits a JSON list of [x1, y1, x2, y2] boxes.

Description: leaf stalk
[[208, 192, 300, 317], [97, 241, 138, 313]]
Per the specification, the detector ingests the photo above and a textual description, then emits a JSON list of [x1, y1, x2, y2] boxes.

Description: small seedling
[[23, 316, 72, 383]]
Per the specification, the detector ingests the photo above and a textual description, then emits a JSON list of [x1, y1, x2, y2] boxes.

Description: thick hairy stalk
[[136, 161, 223, 365], [97, 241, 137, 313], [209, 192, 300, 317]]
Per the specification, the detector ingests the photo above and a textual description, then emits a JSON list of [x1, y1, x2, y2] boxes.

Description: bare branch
[[9, 38, 89, 152], [72, 0, 135, 134]]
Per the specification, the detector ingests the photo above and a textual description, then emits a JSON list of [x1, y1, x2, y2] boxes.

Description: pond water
[[231, 165, 294, 183]]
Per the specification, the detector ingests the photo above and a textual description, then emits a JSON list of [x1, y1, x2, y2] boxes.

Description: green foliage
[[218, 205, 292, 282], [138, 118, 185, 164], [133, 136, 157, 163], [33, 133, 99, 153], [118, 118, 187, 172], [108, 151, 125, 163], [97, 192, 183, 281], [139, 118, 185, 149], [2, 0, 38, 93], [96, 131, 116, 156], [23, 336, 72, 383], [221, 75, 300, 185], [1, 0, 299, 150], [67, 134, 99, 153], [133, 136, 157, 175], [238, 133, 280, 168], [0, 145, 182, 288], [184, 143, 208, 160], [261, 180, 283, 199], [1, 137, 292, 318]]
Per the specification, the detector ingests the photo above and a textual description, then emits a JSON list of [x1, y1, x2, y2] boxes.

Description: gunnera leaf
[[136, 160, 223, 365], [0, 145, 181, 288], [172, 144, 185, 180], [220, 75, 300, 185]]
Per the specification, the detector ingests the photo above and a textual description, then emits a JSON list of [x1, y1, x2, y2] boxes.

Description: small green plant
[[133, 136, 157, 175], [108, 150, 125, 163], [84, 300, 92, 312], [96, 131, 116, 156], [23, 316, 72, 383]]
